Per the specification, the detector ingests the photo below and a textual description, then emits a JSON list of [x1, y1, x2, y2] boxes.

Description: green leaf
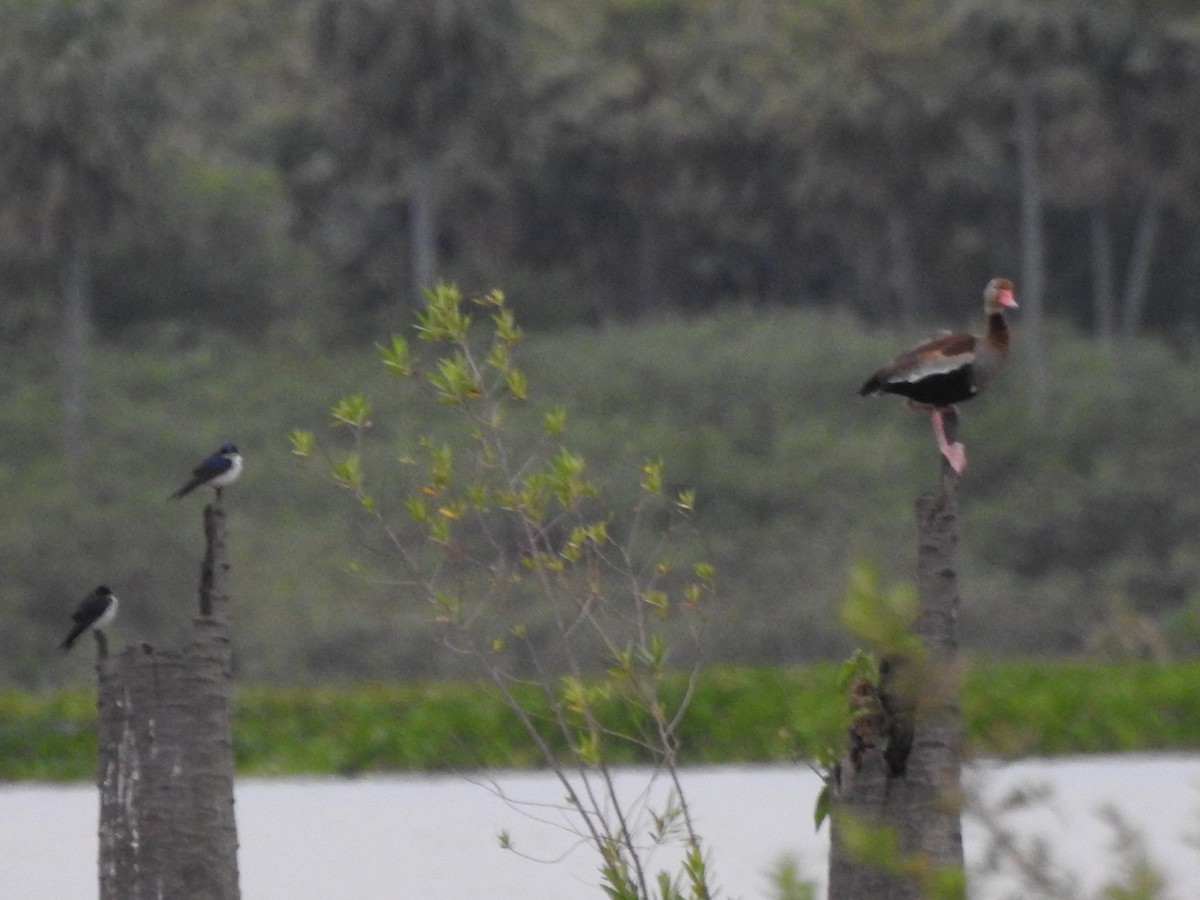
[[641, 458, 663, 493], [542, 406, 567, 436], [682, 840, 708, 895], [476, 288, 506, 309], [406, 495, 428, 523], [377, 334, 413, 376], [330, 394, 372, 428], [423, 440, 454, 490], [289, 429, 315, 458], [331, 453, 363, 490], [415, 282, 470, 341], [505, 367, 527, 400], [491, 305, 521, 344], [548, 446, 594, 508], [429, 515, 451, 544], [642, 633, 667, 666], [575, 730, 602, 766], [643, 589, 669, 615], [486, 339, 510, 373], [814, 783, 831, 831], [428, 352, 482, 403]]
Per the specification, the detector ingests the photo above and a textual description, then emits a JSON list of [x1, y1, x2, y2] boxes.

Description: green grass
[[962, 659, 1200, 756], [2, 660, 1198, 781]]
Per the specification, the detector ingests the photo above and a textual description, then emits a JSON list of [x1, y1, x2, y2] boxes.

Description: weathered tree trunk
[[409, 152, 438, 306], [828, 413, 965, 899], [97, 502, 240, 900], [1120, 187, 1163, 337]]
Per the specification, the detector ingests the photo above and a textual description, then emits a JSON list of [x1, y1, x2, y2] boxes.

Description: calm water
[[1, 756, 1197, 899]]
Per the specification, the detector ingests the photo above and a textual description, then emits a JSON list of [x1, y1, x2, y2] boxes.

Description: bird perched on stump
[[171, 443, 243, 500], [858, 277, 1017, 474], [60, 585, 118, 651]]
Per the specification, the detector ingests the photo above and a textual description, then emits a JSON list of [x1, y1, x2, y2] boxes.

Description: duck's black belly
[[883, 366, 977, 407]]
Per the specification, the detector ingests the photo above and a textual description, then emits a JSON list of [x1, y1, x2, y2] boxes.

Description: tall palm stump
[[828, 412, 966, 898], [97, 503, 240, 900]]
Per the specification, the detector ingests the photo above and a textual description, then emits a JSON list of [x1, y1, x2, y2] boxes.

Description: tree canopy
[[2, 0, 1199, 336]]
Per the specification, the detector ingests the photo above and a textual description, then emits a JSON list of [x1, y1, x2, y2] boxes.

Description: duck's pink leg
[[931, 408, 966, 474]]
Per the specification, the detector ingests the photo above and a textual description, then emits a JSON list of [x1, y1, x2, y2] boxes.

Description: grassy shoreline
[[2, 660, 1196, 782]]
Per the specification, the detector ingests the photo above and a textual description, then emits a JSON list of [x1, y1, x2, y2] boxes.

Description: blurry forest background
[[5, 0, 1200, 686]]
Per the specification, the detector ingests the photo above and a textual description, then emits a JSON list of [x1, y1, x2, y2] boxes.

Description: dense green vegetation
[[7, 307, 1200, 686], [3, 660, 1197, 782]]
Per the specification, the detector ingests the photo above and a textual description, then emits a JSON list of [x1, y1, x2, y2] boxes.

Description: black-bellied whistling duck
[[858, 277, 1017, 474]]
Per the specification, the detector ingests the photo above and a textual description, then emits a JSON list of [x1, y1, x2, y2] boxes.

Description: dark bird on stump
[[171, 443, 243, 500], [60, 585, 118, 651], [858, 277, 1017, 474]]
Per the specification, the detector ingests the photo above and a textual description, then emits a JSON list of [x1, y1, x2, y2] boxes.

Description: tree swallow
[[171, 443, 243, 499], [60, 585, 118, 651]]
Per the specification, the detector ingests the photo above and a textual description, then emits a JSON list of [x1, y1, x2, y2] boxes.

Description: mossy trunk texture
[[828, 412, 965, 899], [97, 503, 240, 900]]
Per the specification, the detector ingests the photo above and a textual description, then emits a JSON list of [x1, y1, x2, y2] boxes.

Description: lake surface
[[2, 755, 1197, 899]]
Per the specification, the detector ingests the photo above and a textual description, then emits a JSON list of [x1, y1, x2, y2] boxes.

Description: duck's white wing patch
[[886, 351, 974, 384]]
